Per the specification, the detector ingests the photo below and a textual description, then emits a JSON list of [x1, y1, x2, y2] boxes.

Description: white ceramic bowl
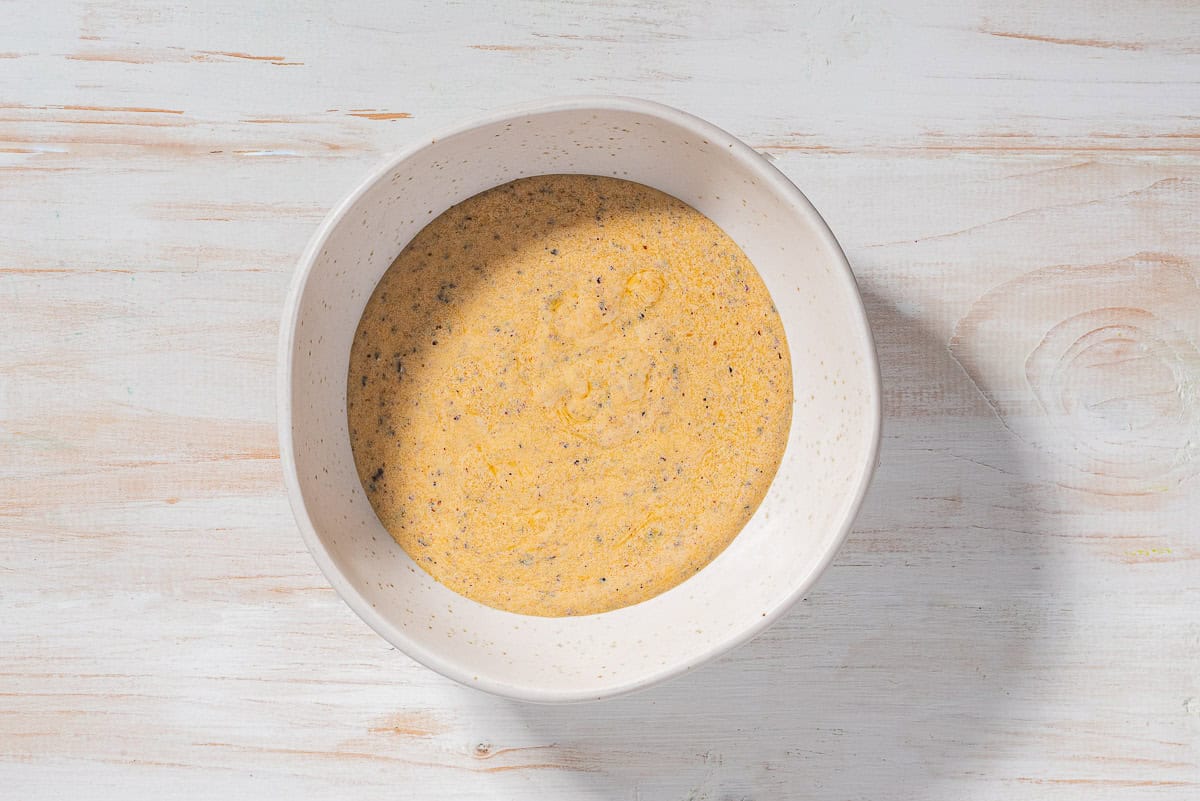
[[279, 97, 880, 702]]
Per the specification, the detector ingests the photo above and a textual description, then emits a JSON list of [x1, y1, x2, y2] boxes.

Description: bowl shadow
[[493, 282, 1055, 799]]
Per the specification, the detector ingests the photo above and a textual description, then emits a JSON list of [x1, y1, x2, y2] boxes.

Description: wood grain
[[1, 0, 1198, 798]]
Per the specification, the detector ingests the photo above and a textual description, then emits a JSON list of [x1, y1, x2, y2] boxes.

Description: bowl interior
[[281, 100, 879, 701]]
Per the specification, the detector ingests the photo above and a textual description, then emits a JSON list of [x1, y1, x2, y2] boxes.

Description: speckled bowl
[[278, 97, 881, 702]]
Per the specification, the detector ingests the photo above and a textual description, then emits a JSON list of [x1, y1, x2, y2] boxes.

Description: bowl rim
[[278, 95, 883, 703]]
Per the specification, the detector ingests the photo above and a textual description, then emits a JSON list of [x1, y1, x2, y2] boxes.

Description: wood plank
[[1, 0, 1197, 798]]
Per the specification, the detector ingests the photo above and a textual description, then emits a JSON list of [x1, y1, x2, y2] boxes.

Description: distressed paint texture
[[1, 1, 1198, 799]]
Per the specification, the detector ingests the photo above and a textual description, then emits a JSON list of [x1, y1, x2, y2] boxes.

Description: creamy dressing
[[348, 175, 791, 616]]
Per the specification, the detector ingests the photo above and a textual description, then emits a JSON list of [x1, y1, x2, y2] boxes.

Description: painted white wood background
[[2, 1, 1198, 798]]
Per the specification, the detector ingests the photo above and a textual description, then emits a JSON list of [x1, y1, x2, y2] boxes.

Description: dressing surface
[[348, 175, 792, 616]]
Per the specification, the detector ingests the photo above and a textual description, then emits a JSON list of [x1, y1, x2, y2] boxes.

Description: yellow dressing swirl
[[348, 175, 791, 616]]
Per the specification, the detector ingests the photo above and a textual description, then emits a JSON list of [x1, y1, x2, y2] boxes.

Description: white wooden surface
[[2, 1, 1198, 798]]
